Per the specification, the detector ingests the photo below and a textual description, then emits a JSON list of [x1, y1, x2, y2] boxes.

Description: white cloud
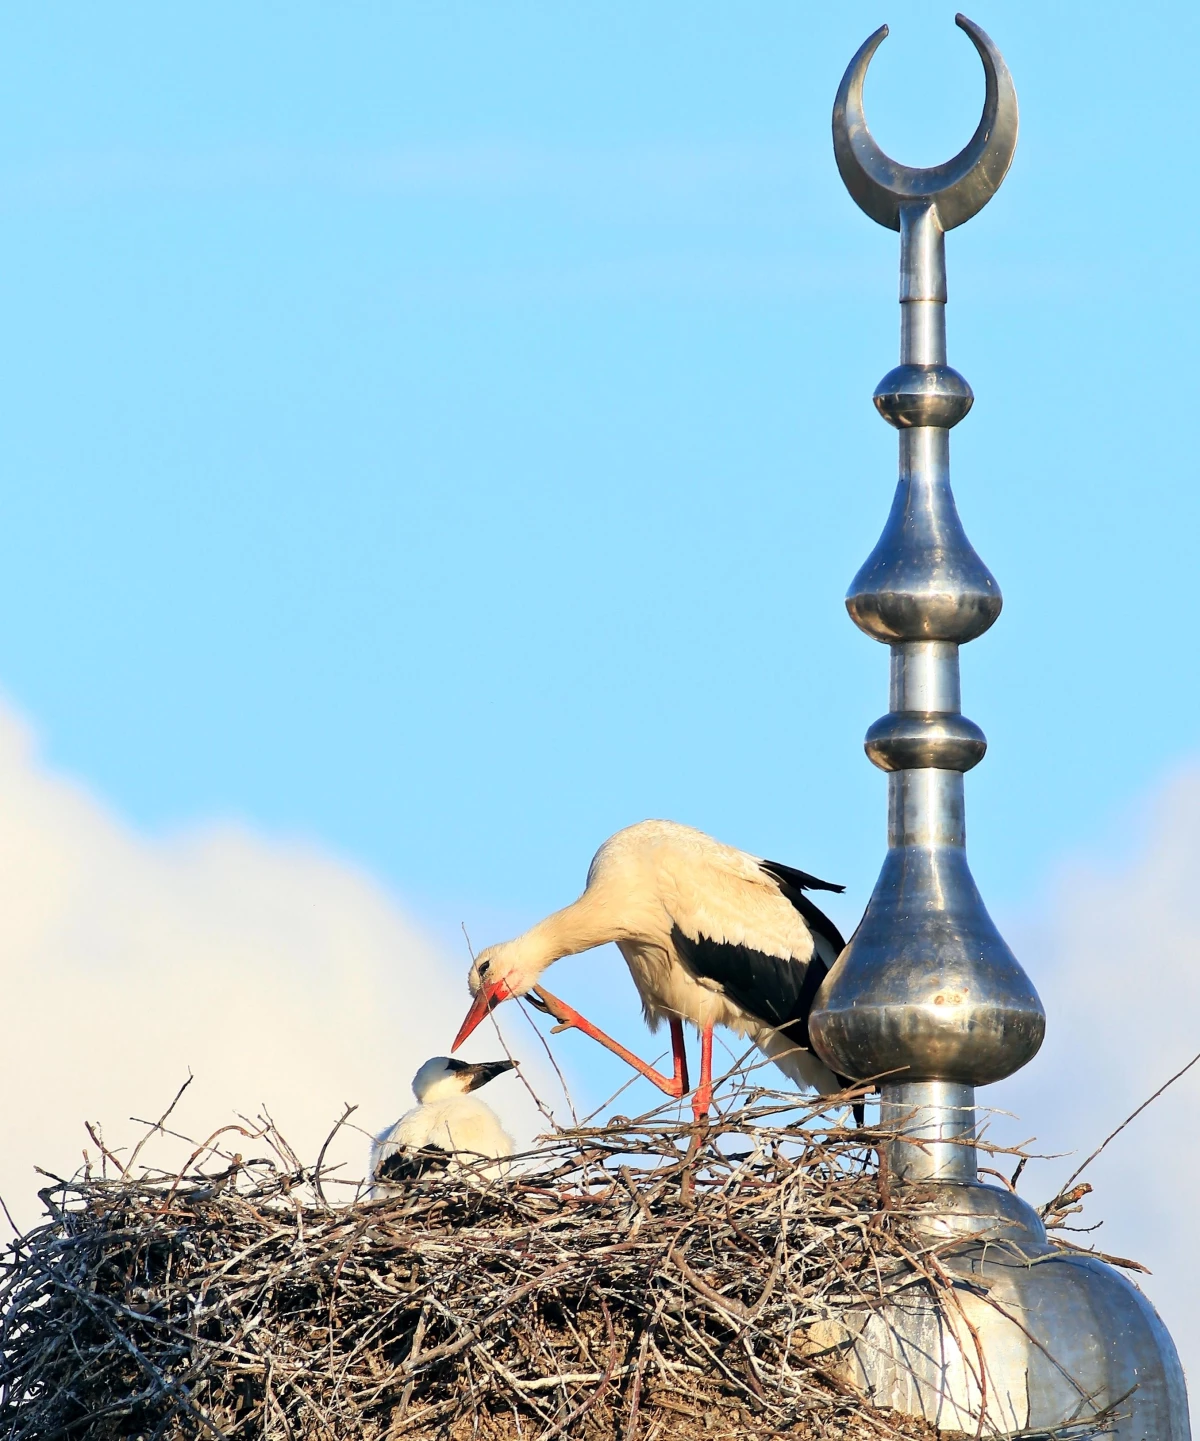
[[0, 701, 548, 1232], [998, 765, 1200, 1393]]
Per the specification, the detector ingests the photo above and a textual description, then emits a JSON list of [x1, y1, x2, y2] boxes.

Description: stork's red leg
[[530, 986, 688, 1100], [691, 1023, 714, 1122], [669, 1017, 690, 1095]]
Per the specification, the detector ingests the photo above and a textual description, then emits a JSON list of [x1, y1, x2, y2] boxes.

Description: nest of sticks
[[0, 1075, 1111, 1441]]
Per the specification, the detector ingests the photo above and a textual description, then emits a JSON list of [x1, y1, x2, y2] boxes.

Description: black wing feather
[[376, 1145, 450, 1184], [760, 861, 863, 1120], [670, 924, 827, 1047], [667, 859, 848, 1044], [759, 859, 844, 894], [670, 926, 862, 1122], [760, 859, 848, 960]]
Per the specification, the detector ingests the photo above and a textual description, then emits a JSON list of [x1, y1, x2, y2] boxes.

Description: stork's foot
[[528, 986, 688, 1100]]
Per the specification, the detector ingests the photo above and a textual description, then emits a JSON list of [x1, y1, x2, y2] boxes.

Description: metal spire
[[805, 20, 1189, 1439], [811, 15, 1044, 1183]]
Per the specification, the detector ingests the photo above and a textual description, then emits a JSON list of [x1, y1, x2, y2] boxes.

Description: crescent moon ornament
[[832, 13, 1018, 231]]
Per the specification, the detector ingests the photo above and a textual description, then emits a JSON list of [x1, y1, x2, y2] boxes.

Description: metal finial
[[811, 15, 1043, 1184], [806, 25, 1191, 1439], [832, 14, 1019, 233]]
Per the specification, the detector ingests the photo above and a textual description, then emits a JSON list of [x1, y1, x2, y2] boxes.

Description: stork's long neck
[[511, 888, 623, 977]]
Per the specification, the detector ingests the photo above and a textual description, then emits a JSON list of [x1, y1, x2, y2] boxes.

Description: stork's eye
[[477, 958, 491, 975]]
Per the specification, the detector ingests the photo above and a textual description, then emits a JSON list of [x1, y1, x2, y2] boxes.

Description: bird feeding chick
[[369, 1056, 516, 1195], [453, 820, 859, 1122]]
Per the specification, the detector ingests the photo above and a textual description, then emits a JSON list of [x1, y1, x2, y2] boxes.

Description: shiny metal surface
[[898, 204, 949, 363], [812, 837, 1044, 1085], [810, 17, 1190, 1438], [890, 641, 959, 712], [879, 1080, 976, 1182], [845, 429, 1002, 644], [868, 641, 987, 771], [873, 364, 973, 429], [842, 1184, 1190, 1439], [832, 15, 1019, 233], [864, 709, 985, 772], [900, 1175, 1047, 1244]]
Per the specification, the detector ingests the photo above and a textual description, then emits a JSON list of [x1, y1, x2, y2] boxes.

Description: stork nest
[[0, 1088, 1101, 1441]]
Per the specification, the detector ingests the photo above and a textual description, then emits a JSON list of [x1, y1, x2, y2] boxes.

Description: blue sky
[[0, 3, 1197, 1033], [5, 0, 1200, 1390]]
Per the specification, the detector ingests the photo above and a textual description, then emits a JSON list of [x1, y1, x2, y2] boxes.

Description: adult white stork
[[452, 820, 856, 1122], [369, 1056, 516, 1194]]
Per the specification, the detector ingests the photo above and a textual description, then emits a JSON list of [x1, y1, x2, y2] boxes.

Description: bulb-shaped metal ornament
[[815, 825, 1045, 1088]]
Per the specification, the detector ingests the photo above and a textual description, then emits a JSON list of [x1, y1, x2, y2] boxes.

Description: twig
[[514, 994, 579, 1128], [121, 1073, 194, 1179], [1058, 1047, 1200, 1195], [85, 1121, 125, 1176], [313, 1103, 359, 1209]]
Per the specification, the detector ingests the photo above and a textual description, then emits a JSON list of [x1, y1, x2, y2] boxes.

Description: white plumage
[[369, 1056, 516, 1195], [452, 820, 852, 1120]]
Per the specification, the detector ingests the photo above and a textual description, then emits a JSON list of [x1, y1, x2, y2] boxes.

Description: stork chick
[[452, 820, 858, 1122], [369, 1056, 516, 1195]]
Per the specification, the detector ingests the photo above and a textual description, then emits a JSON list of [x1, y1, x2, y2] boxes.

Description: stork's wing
[[375, 1144, 450, 1184], [670, 923, 829, 1046], [664, 850, 847, 1047]]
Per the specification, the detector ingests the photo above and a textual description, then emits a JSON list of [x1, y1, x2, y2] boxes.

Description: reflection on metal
[[843, 1186, 1189, 1438], [879, 1080, 976, 1182], [809, 15, 1189, 1439]]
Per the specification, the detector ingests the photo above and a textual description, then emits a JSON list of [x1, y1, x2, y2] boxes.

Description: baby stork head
[[411, 1055, 516, 1104]]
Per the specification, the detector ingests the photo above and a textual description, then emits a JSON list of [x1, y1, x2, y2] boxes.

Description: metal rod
[[880, 1079, 977, 1183], [886, 208, 975, 1172], [899, 203, 947, 364]]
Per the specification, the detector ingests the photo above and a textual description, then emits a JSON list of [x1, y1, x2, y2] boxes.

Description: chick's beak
[[452, 978, 513, 1050], [464, 1059, 517, 1091]]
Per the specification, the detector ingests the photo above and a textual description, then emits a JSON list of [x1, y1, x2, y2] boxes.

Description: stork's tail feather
[[760, 859, 845, 894]]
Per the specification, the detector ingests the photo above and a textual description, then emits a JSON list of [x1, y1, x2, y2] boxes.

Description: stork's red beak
[[452, 978, 513, 1050]]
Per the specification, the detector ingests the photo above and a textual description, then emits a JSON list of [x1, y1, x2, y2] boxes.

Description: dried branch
[[1057, 1048, 1200, 1196]]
